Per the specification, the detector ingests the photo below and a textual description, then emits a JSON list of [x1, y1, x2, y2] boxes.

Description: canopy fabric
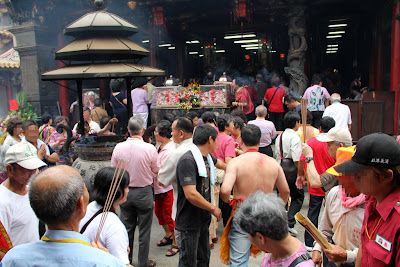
[[0, 48, 20, 68], [41, 62, 164, 80]]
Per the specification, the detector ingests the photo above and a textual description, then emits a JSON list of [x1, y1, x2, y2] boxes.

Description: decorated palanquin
[[156, 86, 181, 107], [156, 84, 231, 108], [199, 85, 231, 107]]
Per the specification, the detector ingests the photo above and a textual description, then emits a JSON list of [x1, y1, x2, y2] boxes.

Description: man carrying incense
[[220, 124, 290, 266], [0, 143, 46, 260], [1, 165, 126, 267]]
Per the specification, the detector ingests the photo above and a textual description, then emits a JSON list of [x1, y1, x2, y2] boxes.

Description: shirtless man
[[220, 124, 290, 267]]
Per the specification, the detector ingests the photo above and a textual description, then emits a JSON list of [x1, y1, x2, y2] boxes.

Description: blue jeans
[[228, 220, 252, 267], [305, 194, 324, 247], [177, 224, 210, 267]]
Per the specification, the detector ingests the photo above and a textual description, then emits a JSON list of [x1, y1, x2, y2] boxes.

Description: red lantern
[[152, 7, 164, 26], [234, 0, 247, 19]]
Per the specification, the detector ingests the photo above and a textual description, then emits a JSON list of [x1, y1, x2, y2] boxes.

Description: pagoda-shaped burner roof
[[41, 62, 164, 80], [65, 11, 139, 37], [56, 37, 149, 61]]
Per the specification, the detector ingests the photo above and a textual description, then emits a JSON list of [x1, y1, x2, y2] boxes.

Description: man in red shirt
[[264, 77, 286, 131], [297, 116, 336, 249], [232, 77, 255, 122]]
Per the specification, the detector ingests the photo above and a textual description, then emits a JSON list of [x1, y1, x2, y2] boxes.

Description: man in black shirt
[[175, 124, 223, 267], [254, 74, 267, 106]]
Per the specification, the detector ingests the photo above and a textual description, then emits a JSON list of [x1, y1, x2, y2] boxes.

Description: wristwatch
[[305, 157, 314, 163]]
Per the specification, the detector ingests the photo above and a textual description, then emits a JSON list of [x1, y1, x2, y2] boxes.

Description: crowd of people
[[0, 73, 398, 267]]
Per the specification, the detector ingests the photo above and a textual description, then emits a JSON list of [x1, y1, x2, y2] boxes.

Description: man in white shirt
[[323, 93, 352, 131], [21, 121, 59, 165], [0, 142, 46, 259], [73, 107, 101, 134], [158, 117, 194, 256], [275, 111, 303, 236]]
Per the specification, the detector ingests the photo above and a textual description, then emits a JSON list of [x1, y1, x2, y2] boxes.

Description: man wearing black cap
[[333, 133, 400, 267]]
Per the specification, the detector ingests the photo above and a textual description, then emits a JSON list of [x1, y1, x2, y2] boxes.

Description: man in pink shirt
[[153, 120, 177, 256], [111, 115, 159, 267], [212, 114, 237, 238], [131, 86, 149, 128]]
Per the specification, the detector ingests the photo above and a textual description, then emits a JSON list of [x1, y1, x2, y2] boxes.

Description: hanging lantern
[[152, 6, 164, 26], [233, 0, 247, 20]]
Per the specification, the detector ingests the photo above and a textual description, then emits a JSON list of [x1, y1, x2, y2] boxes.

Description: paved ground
[[130, 191, 314, 267]]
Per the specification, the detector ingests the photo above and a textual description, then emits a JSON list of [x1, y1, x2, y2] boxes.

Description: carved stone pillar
[[8, 22, 58, 115], [284, 6, 308, 96]]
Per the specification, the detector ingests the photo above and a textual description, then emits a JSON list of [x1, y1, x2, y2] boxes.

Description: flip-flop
[[148, 259, 157, 267], [157, 235, 173, 246], [165, 245, 179, 257]]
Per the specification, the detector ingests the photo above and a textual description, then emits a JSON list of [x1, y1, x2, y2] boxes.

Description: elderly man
[[73, 107, 101, 134], [0, 143, 46, 259], [0, 165, 125, 266], [323, 93, 352, 130], [235, 192, 314, 266], [220, 124, 290, 266], [301, 127, 353, 191], [111, 116, 159, 267], [248, 105, 277, 157], [175, 124, 222, 267]]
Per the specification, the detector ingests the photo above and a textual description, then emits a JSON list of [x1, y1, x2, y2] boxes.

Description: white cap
[[5, 143, 47, 170], [316, 127, 352, 144]]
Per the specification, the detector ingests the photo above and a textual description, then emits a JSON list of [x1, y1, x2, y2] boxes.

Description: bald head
[[331, 93, 341, 103], [29, 166, 85, 225]]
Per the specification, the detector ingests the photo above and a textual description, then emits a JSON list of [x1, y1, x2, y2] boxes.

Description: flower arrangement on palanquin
[[156, 83, 231, 110], [176, 81, 201, 111]]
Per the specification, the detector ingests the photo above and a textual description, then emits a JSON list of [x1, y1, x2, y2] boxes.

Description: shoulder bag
[[279, 132, 298, 184]]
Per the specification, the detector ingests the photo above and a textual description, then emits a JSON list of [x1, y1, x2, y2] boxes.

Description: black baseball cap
[[334, 133, 400, 174]]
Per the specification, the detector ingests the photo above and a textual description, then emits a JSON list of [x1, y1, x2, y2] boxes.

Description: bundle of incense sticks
[[300, 98, 308, 143], [95, 159, 127, 242], [295, 212, 344, 266]]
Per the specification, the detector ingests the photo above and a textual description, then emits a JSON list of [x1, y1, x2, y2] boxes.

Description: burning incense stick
[[295, 212, 344, 266]]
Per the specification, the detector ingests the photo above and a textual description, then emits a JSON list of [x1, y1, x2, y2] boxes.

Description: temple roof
[[0, 48, 19, 68], [64, 11, 139, 37]]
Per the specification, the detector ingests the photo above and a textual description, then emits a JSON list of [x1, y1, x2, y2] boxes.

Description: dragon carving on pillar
[[284, 6, 308, 96]]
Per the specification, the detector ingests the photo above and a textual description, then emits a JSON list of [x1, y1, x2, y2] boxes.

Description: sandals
[[157, 235, 173, 247], [148, 259, 157, 267], [166, 245, 179, 257]]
